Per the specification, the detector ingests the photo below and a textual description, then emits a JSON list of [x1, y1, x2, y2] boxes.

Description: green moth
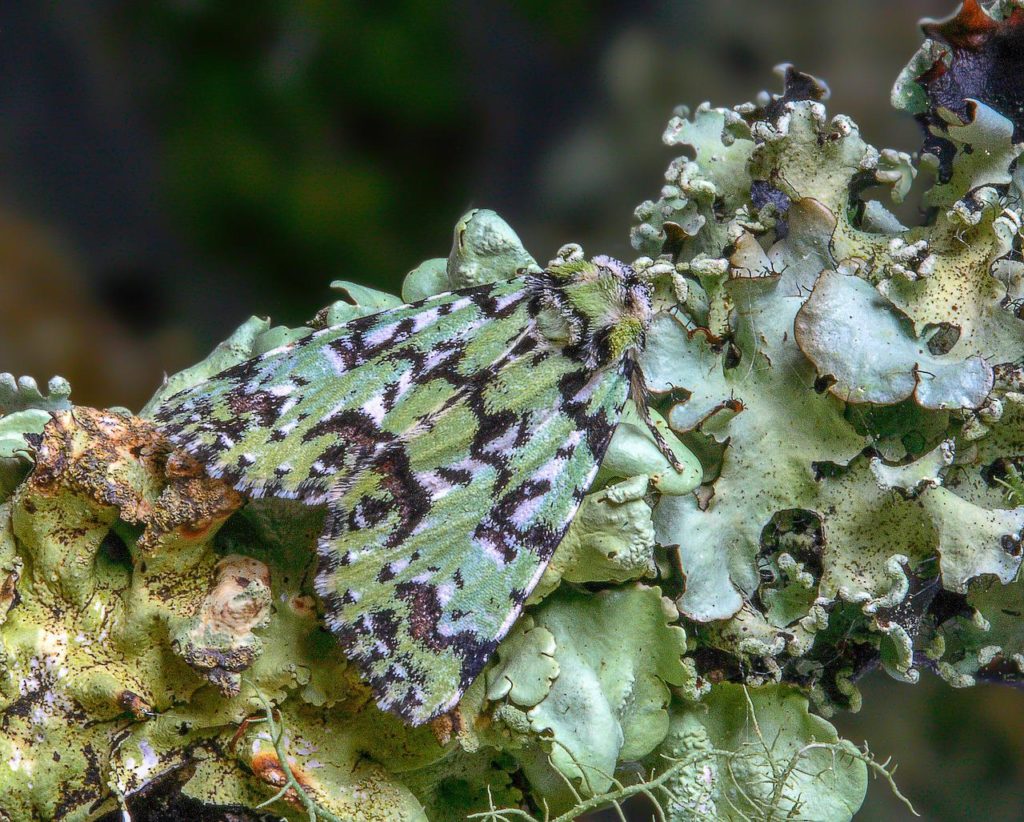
[[154, 254, 681, 724]]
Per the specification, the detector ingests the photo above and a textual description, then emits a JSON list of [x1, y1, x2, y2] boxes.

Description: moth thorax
[[531, 255, 653, 364], [535, 305, 579, 346], [604, 315, 648, 360], [587, 258, 653, 362]]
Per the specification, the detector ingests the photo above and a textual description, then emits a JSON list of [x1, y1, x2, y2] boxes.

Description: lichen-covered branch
[[1, 1, 1023, 819]]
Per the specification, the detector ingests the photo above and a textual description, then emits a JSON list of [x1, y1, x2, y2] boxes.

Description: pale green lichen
[[402, 209, 542, 302], [486, 585, 690, 809], [634, 19, 1023, 732], [794, 264, 993, 409], [0, 374, 73, 501], [648, 684, 869, 822], [2, 4, 1023, 819]]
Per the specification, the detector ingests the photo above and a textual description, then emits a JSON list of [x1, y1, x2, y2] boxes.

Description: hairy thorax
[[529, 255, 653, 367]]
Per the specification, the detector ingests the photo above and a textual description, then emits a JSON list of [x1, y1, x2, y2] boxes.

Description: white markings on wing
[[362, 393, 388, 425], [324, 340, 353, 374], [411, 306, 441, 332], [416, 469, 458, 501], [477, 534, 509, 568], [422, 345, 460, 372], [481, 423, 520, 454], [493, 291, 524, 312], [276, 419, 298, 437], [364, 321, 401, 348], [571, 370, 608, 403]]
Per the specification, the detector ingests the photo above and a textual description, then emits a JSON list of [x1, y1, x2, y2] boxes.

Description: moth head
[[543, 255, 653, 364]]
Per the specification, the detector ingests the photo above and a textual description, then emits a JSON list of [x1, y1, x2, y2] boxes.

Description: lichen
[[2, 2, 1022, 818]]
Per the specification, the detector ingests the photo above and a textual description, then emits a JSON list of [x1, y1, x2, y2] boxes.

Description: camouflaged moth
[[154, 254, 682, 724]]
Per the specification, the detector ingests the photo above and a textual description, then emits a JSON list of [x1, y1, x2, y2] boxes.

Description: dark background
[[1, 2, 1022, 819]]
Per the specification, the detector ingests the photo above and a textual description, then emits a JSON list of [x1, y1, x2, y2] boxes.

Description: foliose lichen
[[1, 2, 1023, 819]]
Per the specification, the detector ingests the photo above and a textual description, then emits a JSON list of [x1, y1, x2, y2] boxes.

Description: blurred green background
[[1, 2, 1022, 818]]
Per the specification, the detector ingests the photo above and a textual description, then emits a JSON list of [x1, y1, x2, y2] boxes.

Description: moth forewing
[[155, 256, 665, 724]]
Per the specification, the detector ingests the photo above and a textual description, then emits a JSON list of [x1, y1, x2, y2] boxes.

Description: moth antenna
[[628, 358, 685, 473]]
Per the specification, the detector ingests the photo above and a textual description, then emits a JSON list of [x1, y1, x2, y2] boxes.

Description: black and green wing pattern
[[154, 270, 638, 723]]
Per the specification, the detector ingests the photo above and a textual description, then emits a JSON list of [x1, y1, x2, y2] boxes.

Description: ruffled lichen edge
[[2, 2, 1024, 817]]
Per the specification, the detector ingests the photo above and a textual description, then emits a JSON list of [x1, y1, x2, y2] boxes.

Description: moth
[[153, 254, 682, 724]]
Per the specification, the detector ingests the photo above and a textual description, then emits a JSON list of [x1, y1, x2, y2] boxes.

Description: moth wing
[[315, 333, 630, 724], [153, 279, 532, 502]]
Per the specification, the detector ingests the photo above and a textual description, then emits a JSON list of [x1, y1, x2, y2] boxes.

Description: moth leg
[[629, 360, 686, 473]]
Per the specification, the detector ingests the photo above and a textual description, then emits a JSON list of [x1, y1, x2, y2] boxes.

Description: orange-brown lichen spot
[[249, 749, 316, 807], [140, 475, 243, 550], [429, 709, 463, 747], [116, 689, 154, 719], [925, 0, 1024, 50], [287, 594, 318, 619], [30, 407, 165, 522], [201, 555, 272, 635], [923, 0, 1004, 50], [30, 406, 243, 551]]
